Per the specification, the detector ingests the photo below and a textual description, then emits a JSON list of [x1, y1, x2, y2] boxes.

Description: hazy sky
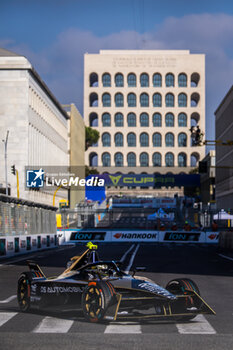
[[1, 0, 233, 142]]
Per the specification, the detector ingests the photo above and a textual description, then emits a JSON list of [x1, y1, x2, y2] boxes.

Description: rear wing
[[27, 260, 46, 278]]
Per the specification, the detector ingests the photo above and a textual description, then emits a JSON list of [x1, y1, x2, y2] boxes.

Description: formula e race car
[[17, 242, 215, 323]]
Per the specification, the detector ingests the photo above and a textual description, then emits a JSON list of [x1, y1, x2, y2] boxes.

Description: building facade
[[84, 50, 205, 184], [215, 86, 233, 209], [63, 103, 85, 208], [0, 48, 69, 206]]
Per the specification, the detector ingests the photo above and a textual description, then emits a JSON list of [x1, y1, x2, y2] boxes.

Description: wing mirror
[[132, 266, 146, 277]]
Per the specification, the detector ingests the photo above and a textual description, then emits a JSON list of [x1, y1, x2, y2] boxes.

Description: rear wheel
[[82, 281, 115, 323], [17, 272, 32, 312], [166, 278, 202, 321]]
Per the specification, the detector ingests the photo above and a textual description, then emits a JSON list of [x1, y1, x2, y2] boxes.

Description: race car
[[17, 242, 215, 323]]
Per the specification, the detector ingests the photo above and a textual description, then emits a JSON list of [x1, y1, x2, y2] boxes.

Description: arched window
[[90, 73, 98, 87], [153, 93, 162, 107], [89, 152, 98, 167], [127, 73, 136, 87], [140, 153, 149, 167], [165, 73, 174, 87], [178, 153, 187, 167], [140, 73, 149, 87], [115, 93, 123, 107], [127, 133, 136, 147], [115, 73, 124, 87], [191, 73, 200, 87], [178, 73, 187, 87], [89, 93, 98, 107], [102, 73, 111, 87], [165, 113, 174, 127], [102, 132, 111, 147], [153, 152, 161, 167], [178, 113, 187, 127], [102, 113, 110, 127], [191, 152, 200, 167], [140, 93, 149, 107], [191, 112, 200, 127], [89, 113, 98, 127], [140, 113, 149, 127], [127, 93, 136, 107], [178, 133, 187, 147], [140, 133, 149, 147], [165, 133, 174, 147], [191, 93, 200, 107], [102, 93, 111, 107], [153, 73, 162, 87], [178, 93, 187, 107], [152, 133, 161, 147], [127, 152, 136, 167], [115, 152, 123, 167], [165, 152, 174, 167], [114, 113, 123, 127], [114, 132, 123, 147], [127, 113, 136, 127], [102, 152, 111, 167], [152, 113, 162, 127], [165, 93, 174, 107]]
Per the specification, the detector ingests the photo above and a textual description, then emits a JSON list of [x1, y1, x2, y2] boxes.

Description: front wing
[[104, 290, 216, 321]]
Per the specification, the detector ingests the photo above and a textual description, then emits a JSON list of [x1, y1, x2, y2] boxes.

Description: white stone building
[[84, 50, 205, 186], [0, 48, 69, 206], [215, 85, 233, 209]]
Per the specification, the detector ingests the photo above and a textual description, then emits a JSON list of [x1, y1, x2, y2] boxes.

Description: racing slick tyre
[[82, 281, 116, 323], [165, 278, 202, 321], [17, 272, 32, 312]]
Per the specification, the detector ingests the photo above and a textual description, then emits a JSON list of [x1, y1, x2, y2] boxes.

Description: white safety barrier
[[59, 229, 219, 244], [0, 233, 58, 259]]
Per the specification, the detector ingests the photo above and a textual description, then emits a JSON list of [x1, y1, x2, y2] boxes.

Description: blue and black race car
[[17, 242, 215, 323]]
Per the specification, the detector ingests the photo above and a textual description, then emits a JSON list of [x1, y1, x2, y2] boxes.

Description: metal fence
[[0, 196, 57, 236]]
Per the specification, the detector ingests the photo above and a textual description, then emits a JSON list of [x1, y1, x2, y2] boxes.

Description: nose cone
[[132, 279, 177, 300]]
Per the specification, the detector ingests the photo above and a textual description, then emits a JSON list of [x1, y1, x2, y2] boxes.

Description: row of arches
[[89, 112, 200, 128], [90, 72, 200, 88], [89, 152, 200, 167], [100, 132, 189, 148], [89, 92, 200, 108]]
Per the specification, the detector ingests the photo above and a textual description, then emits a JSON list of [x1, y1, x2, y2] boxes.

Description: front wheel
[[17, 272, 32, 312], [166, 278, 202, 321], [81, 281, 116, 323]]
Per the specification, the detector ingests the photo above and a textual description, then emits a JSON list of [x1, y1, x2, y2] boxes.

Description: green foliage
[[85, 126, 100, 150], [85, 166, 99, 177]]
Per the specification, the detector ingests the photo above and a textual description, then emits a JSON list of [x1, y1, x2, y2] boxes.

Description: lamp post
[[2, 130, 9, 196]]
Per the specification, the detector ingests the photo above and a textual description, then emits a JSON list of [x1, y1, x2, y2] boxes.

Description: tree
[[85, 126, 100, 176], [85, 126, 100, 151]]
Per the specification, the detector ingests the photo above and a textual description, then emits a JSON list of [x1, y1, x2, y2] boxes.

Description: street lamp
[[2, 130, 9, 196]]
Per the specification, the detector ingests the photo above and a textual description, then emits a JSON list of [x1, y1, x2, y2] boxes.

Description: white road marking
[[0, 312, 17, 327], [0, 295, 17, 303], [176, 315, 216, 334], [120, 244, 135, 262], [104, 322, 141, 334], [33, 316, 74, 333], [125, 244, 140, 273], [218, 253, 233, 262]]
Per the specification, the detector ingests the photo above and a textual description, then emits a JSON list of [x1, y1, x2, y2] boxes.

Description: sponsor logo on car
[[40, 286, 84, 294]]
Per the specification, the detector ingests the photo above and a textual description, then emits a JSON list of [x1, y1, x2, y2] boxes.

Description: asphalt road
[[1, 242, 233, 350]]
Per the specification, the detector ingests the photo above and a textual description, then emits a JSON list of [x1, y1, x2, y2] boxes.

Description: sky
[[1, 0, 233, 143]]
